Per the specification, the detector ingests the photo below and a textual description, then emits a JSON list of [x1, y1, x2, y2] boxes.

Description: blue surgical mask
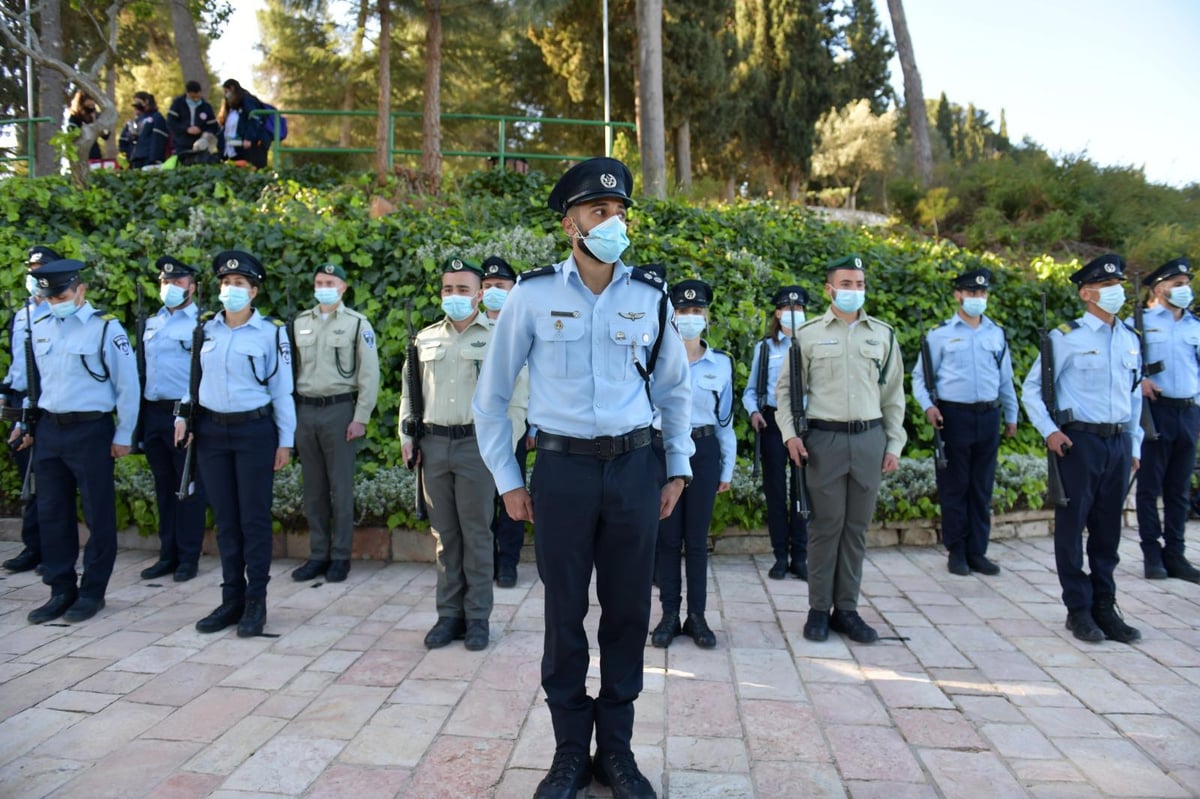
[[675, 315, 706, 340], [1168, 285, 1194, 309], [186, 97, 202, 109], [314, 287, 340, 306], [50, 298, 80, 319], [780, 310, 805, 335], [577, 215, 629, 264], [441, 294, 475, 321], [833, 289, 865, 314], [219, 285, 251, 313], [1095, 284, 1125, 315], [25, 274, 38, 296], [962, 297, 987, 317], [482, 286, 508, 312], [160, 283, 185, 308]]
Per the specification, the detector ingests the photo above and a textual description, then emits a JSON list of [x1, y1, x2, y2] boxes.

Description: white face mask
[[1168, 285, 1194, 309], [1094, 284, 1125, 314], [675, 315, 706, 340]]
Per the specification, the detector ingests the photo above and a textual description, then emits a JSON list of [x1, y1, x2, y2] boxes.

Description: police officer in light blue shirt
[[1133, 256, 1200, 582], [138, 255, 208, 583], [22, 258, 140, 626], [1, 246, 57, 574], [473, 157, 692, 799], [912, 268, 1018, 577], [1021, 254, 1143, 645], [176, 250, 295, 639]]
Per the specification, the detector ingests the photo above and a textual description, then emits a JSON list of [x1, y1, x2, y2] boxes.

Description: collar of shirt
[[215, 308, 267, 331], [303, 303, 347, 319], [1080, 311, 1113, 332], [818, 307, 882, 330], [56, 301, 98, 326], [558, 254, 631, 289], [435, 311, 490, 334], [155, 302, 198, 322]]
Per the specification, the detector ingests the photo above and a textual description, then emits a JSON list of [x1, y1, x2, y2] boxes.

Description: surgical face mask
[[1168, 285, 1194, 309], [314, 287, 340, 306], [219, 285, 251, 313], [675, 315, 706, 340], [441, 294, 475, 321], [186, 97, 202, 109], [779, 310, 805, 335], [25, 274, 38, 296], [1094, 284, 1125, 315], [49, 297, 80, 319], [833, 289, 865, 314], [575, 215, 629, 264], [961, 297, 987, 317], [482, 286, 508, 312], [160, 283, 186, 308]]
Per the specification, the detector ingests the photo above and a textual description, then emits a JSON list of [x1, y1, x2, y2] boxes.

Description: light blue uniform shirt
[[3, 298, 51, 394], [189, 310, 296, 448], [912, 314, 1019, 424], [143, 302, 199, 401], [1136, 305, 1200, 402], [473, 256, 694, 495], [688, 344, 738, 484], [1021, 311, 1142, 457], [741, 334, 790, 414], [30, 302, 140, 446]]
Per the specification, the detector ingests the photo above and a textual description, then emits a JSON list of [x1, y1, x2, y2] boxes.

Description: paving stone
[[146, 686, 269, 742], [282, 684, 390, 740], [222, 736, 345, 794], [892, 708, 987, 749], [826, 724, 925, 782], [126, 661, 235, 707], [0, 707, 84, 766], [1055, 736, 1192, 797], [387, 677, 468, 706], [143, 771, 225, 799], [333, 648, 421, 687], [303, 763, 411, 799], [918, 748, 1028, 798], [753, 761, 847, 798], [865, 669, 955, 709], [37, 689, 118, 714], [219, 653, 311, 691], [443, 685, 532, 740], [665, 735, 750, 773], [981, 722, 1061, 759], [742, 700, 830, 762], [1105, 713, 1200, 770], [184, 715, 288, 775], [666, 677, 742, 738], [0, 753, 89, 799], [810, 683, 891, 726], [667, 770, 756, 798], [402, 735, 512, 799], [38, 700, 172, 760], [1045, 667, 1160, 714], [47, 738, 201, 799], [842, 780, 938, 799], [730, 647, 805, 701]]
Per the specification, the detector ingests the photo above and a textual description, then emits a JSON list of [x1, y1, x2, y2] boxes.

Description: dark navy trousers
[[196, 414, 276, 602], [492, 425, 529, 571], [936, 405, 1001, 558], [656, 435, 721, 616], [142, 404, 207, 567], [35, 415, 117, 599], [1135, 403, 1199, 557], [760, 407, 807, 563], [530, 444, 661, 757], [9, 424, 40, 559], [1054, 430, 1130, 611]]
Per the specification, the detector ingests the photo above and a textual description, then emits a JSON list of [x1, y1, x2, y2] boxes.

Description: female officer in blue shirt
[[651, 279, 736, 650], [175, 250, 295, 637]]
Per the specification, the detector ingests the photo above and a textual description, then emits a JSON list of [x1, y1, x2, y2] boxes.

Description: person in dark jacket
[[129, 91, 169, 168], [66, 91, 110, 161], [217, 79, 272, 170], [166, 80, 220, 165]]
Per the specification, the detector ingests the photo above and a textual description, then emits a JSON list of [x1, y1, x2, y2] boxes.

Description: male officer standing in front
[[139, 256, 208, 582], [777, 254, 906, 646], [1134, 257, 1200, 582], [912, 268, 1018, 576], [22, 258, 139, 624], [474, 157, 693, 799], [290, 263, 380, 584], [1022, 254, 1143, 644]]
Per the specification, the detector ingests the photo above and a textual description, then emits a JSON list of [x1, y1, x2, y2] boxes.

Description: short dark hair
[[222, 79, 240, 90], [185, 80, 202, 93]]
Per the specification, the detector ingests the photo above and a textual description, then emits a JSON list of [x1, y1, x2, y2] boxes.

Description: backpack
[[259, 101, 288, 141]]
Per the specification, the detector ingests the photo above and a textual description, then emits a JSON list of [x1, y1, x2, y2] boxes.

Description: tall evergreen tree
[[934, 90, 953, 155], [830, 0, 893, 112]]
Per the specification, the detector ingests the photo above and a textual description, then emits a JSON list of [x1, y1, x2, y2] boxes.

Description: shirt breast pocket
[[695, 372, 724, 393], [418, 343, 445, 366], [859, 340, 887, 381], [811, 342, 843, 374], [608, 320, 654, 382], [535, 315, 585, 378], [292, 326, 318, 354], [233, 338, 269, 384]]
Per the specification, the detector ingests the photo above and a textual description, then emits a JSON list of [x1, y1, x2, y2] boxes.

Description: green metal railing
[[0, 117, 53, 175]]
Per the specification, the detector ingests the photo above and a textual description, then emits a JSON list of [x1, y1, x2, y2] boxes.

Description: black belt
[[296, 392, 356, 407], [423, 423, 475, 439], [940, 399, 1001, 412], [538, 427, 653, 460], [1156, 397, 1196, 409], [0, 406, 24, 422], [809, 418, 882, 434], [43, 411, 107, 424], [1062, 421, 1124, 438], [652, 425, 717, 448], [143, 399, 180, 412], [202, 405, 271, 425]]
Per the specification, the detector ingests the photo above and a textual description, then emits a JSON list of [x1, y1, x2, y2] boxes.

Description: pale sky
[[210, 0, 1200, 187]]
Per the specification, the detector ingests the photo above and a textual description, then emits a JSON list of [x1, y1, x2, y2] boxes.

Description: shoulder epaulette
[[868, 315, 894, 332], [1189, 311, 1200, 324], [1056, 320, 1081, 334], [269, 318, 286, 327], [798, 316, 822, 329], [517, 265, 556, 283], [341, 306, 366, 320], [628, 265, 667, 292], [200, 311, 217, 322], [101, 313, 117, 321], [936, 319, 950, 329]]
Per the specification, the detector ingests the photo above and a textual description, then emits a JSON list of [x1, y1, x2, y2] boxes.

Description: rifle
[[176, 288, 204, 500], [20, 303, 39, 502], [1040, 293, 1071, 507], [917, 309, 949, 472], [131, 281, 147, 454], [786, 308, 811, 522], [1132, 272, 1163, 442], [402, 301, 428, 521], [751, 322, 770, 478]]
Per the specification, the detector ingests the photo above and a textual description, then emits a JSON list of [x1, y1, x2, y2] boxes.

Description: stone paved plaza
[[1, 526, 1198, 798]]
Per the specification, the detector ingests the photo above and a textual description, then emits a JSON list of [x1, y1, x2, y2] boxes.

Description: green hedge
[[2, 166, 1086, 533]]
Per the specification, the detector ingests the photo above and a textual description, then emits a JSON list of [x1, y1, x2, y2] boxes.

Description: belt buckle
[[593, 435, 616, 460], [849, 420, 867, 434]]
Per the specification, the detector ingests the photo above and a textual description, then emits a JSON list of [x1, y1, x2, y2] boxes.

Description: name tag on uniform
[[551, 310, 580, 318], [298, 328, 312, 334]]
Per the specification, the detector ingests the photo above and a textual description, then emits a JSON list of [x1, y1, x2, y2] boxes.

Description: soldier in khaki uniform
[[776, 254, 906, 645], [289, 263, 380, 584], [400, 256, 526, 651]]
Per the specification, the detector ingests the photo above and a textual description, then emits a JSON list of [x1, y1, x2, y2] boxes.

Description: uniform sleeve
[[1126, 331, 1144, 457], [166, 98, 186, 139], [270, 325, 296, 448], [472, 285, 535, 494], [3, 310, 27, 394], [150, 113, 169, 162], [879, 331, 908, 457], [398, 351, 414, 449], [507, 366, 530, 452], [717, 358, 737, 483], [650, 303, 696, 481], [998, 336, 1019, 425], [911, 349, 932, 411], [1021, 351, 1057, 440], [107, 321, 141, 446], [741, 342, 763, 415], [774, 347, 797, 442], [353, 319, 380, 425]]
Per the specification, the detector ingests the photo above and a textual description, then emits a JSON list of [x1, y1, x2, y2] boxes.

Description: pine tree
[[935, 91, 953, 155], [832, 0, 894, 112]]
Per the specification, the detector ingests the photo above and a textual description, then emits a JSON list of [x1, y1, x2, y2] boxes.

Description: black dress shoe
[[325, 559, 350, 582], [789, 560, 808, 581], [140, 559, 177, 580], [1163, 553, 1200, 583], [650, 612, 680, 648], [464, 619, 489, 651], [173, 563, 198, 582], [1145, 561, 1169, 580], [592, 750, 656, 799], [196, 600, 245, 633], [1143, 543, 1168, 579], [291, 559, 329, 581], [28, 593, 77, 625], [803, 609, 830, 642], [967, 554, 1001, 575], [496, 563, 517, 588], [682, 613, 716, 648], [4, 548, 40, 573], [424, 616, 466, 649], [1065, 609, 1104, 643], [64, 596, 105, 622], [238, 597, 267, 638], [947, 550, 970, 576], [534, 751, 592, 799], [830, 609, 879, 644], [1092, 597, 1140, 644], [767, 557, 788, 580]]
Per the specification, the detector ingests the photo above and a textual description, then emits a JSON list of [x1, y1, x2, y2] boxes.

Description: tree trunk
[[35, 0, 65, 177], [787, 172, 803, 203], [673, 120, 691, 193], [720, 175, 735, 203], [341, 0, 370, 148], [421, 0, 442, 193], [374, 0, 391, 182], [635, 0, 666, 199], [168, 0, 206, 93], [104, 63, 117, 158], [886, 0, 932, 187]]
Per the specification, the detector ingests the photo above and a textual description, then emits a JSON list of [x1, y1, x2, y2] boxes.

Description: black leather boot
[[237, 597, 267, 637]]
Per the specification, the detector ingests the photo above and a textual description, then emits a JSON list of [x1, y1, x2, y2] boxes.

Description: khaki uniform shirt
[[292, 304, 381, 425], [775, 308, 907, 457], [399, 313, 527, 450]]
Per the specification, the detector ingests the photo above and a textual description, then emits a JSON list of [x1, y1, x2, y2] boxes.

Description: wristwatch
[[668, 474, 692, 488]]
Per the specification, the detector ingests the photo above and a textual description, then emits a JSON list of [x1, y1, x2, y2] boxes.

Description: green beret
[[826, 254, 865, 274], [441, 256, 483, 277], [315, 263, 348, 281]]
